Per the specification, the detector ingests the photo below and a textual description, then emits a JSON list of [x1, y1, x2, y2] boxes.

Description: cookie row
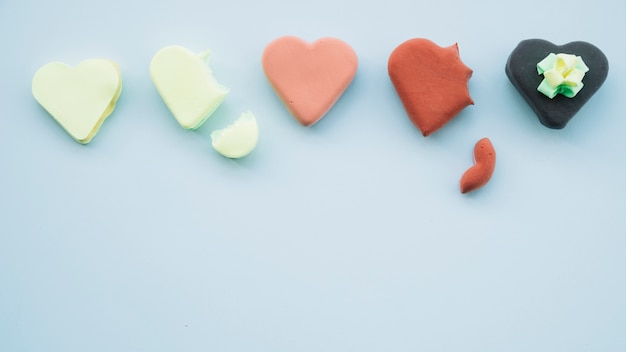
[[31, 36, 608, 192]]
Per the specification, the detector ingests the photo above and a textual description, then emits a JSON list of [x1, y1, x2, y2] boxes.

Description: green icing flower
[[537, 53, 589, 99]]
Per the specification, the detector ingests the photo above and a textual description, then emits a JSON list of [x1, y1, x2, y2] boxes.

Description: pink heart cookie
[[262, 36, 358, 126]]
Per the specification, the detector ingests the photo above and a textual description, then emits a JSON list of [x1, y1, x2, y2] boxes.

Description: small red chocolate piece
[[460, 138, 496, 194], [388, 38, 474, 136]]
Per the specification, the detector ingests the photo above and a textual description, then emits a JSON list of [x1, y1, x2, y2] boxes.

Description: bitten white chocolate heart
[[32, 59, 122, 144], [150, 46, 229, 130]]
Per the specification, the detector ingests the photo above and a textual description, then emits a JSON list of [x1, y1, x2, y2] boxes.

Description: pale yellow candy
[[32, 59, 122, 144], [211, 111, 259, 159], [150, 46, 229, 130], [563, 68, 585, 87], [543, 68, 565, 87], [554, 53, 578, 74]]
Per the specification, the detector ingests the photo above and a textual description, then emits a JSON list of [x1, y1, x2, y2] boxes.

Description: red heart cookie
[[262, 36, 358, 126], [460, 138, 496, 194], [388, 38, 474, 136]]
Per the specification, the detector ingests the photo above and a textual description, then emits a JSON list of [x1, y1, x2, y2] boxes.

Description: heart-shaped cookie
[[150, 46, 229, 130], [505, 39, 609, 129], [32, 59, 122, 144], [388, 38, 474, 136], [262, 36, 358, 126]]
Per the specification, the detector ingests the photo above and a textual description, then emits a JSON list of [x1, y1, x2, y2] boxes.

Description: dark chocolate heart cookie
[[505, 39, 608, 129]]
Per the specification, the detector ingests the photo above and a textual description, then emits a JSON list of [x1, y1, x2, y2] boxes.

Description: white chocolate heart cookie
[[211, 111, 259, 159], [32, 59, 122, 144], [150, 46, 229, 130]]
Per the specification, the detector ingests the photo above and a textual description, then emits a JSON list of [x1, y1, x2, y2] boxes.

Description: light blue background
[[1, 0, 625, 351]]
